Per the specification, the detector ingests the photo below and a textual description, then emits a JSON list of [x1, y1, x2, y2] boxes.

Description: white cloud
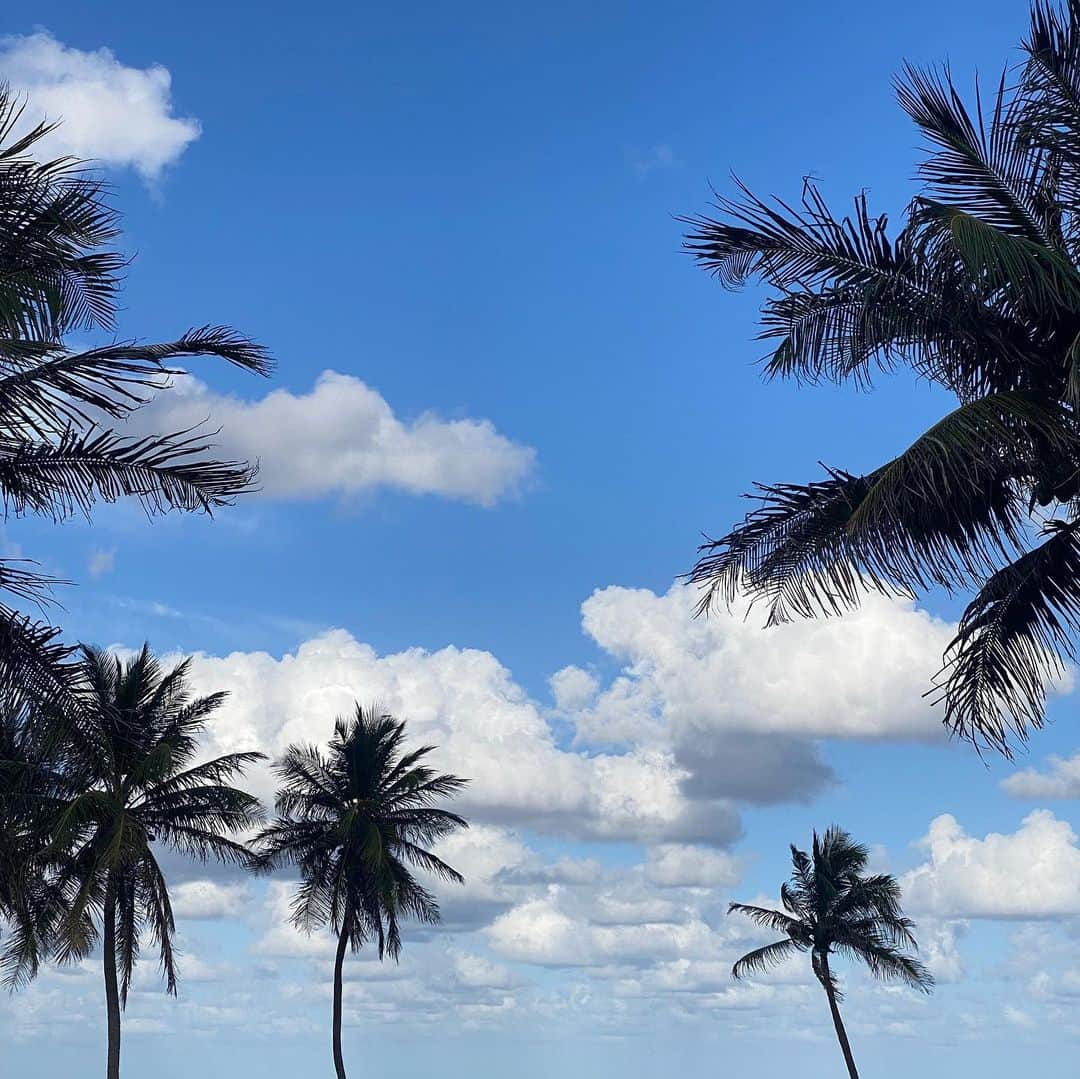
[[171, 880, 248, 920], [135, 372, 536, 507], [644, 845, 741, 889], [170, 584, 992, 854], [577, 586, 956, 746], [563, 584, 979, 806], [0, 32, 199, 179], [486, 887, 716, 969], [1003, 1005, 1036, 1028], [1002, 754, 1080, 800], [902, 812, 1080, 919], [184, 629, 736, 847], [87, 546, 115, 579], [549, 666, 599, 711]]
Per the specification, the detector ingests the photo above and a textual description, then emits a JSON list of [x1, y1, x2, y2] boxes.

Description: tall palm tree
[[729, 827, 932, 1079], [253, 705, 468, 1079], [682, 0, 1080, 754], [48, 645, 264, 1079], [0, 88, 272, 716]]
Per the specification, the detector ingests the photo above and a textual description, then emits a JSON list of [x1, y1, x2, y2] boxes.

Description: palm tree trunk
[[332, 923, 349, 1079], [818, 956, 858, 1079], [103, 876, 122, 1079]]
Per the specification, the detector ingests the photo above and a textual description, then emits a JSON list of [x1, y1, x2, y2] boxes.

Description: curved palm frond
[[934, 519, 1080, 752], [731, 937, 801, 980]]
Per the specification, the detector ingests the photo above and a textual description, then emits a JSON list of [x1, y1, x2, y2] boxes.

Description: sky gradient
[[3, 2, 1080, 1076]]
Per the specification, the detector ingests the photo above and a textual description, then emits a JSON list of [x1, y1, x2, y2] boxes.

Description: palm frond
[[897, 63, 1051, 242], [0, 425, 258, 520], [934, 519, 1080, 752], [731, 938, 801, 980]]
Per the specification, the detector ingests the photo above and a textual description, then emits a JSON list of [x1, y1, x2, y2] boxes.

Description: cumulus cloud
[[134, 372, 536, 507], [171, 880, 249, 920], [183, 629, 738, 847], [644, 845, 741, 889], [168, 584, 985, 855], [902, 812, 1080, 919], [567, 585, 970, 806], [0, 31, 199, 179], [577, 586, 955, 745], [1002, 754, 1080, 800], [486, 887, 717, 968]]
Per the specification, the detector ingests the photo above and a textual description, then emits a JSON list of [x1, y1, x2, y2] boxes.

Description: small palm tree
[[254, 705, 468, 1079], [683, 1, 1080, 754], [48, 645, 264, 1079], [729, 827, 933, 1079], [0, 88, 272, 714]]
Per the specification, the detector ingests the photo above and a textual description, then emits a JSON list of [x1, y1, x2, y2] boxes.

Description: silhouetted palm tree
[[254, 705, 468, 1079], [0, 88, 271, 716], [0, 694, 59, 986], [683, 0, 1080, 754], [729, 827, 933, 1079], [48, 645, 264, 1079]]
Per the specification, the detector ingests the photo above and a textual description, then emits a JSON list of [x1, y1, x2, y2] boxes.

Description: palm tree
[[682, 0, 1080, 754], [48, 645, 264, 1079], [729, 827, 932, 1079], [0, 87, 272, 716], [253, 705, 468, 1079], [0, 694, 59, 987]]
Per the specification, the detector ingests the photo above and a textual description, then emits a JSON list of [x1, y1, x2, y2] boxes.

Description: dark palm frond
[[934, 519, 1080, 752], [0, 425, 258, 520], [0, 90, 123, 338], [731, 937, 802, 980], [688, 442, 1024, 625], [917, 201, 1080, 312], [0, 329, 271, 439], [684, 6, 1080, 751], [1020, 2, 1080, 180], [681, 180, 911, 295], [727, 902, 803, 937], [832, 931, 934, 992], [897, 63, 1051, 242]]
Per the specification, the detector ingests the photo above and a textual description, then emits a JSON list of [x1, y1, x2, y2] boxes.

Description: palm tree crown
[[46, 645, 263, 1079], [730, 828, 932, 1079], [255, 704, 468, 958], [254, 704, 467, 1079], [730, 828, 931, 991], [683, 0, 1080, 753]]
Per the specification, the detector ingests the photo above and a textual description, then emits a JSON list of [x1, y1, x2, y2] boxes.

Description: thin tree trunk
[[818, 956, 859, 1079], [103, 876, 122, 1079], [332, 923, 349, 1079]]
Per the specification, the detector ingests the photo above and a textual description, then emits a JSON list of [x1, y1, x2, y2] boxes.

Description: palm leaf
[[934, 519, 1080, 752]]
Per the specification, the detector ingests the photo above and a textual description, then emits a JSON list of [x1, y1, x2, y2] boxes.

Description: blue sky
[[4, 1, 1080, 1076]]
